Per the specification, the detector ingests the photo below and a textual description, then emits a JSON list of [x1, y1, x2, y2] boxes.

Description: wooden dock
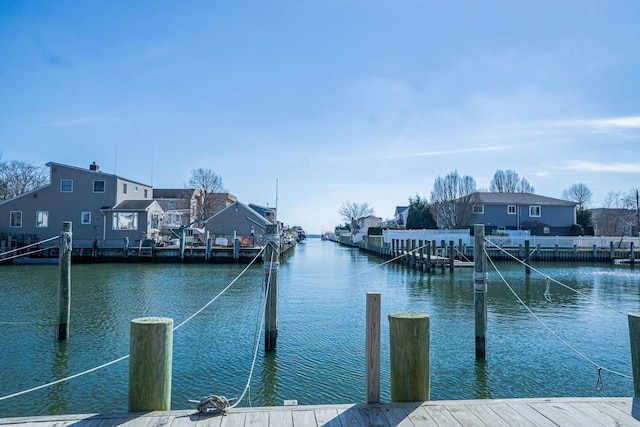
[[2, 397, 639, 426]]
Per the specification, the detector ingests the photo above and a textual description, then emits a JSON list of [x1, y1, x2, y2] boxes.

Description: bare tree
[[561, 183, 592, 210], [593, 191, 635, 239], [338, 201, 374, 228], [430, 170, 477, 228], [187, 168, 227, 221], [489, 169, 535, 193], [0, 157, 49, 201]]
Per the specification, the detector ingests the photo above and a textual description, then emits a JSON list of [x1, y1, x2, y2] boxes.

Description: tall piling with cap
[[57, 221, 72, 340], [474, 224, 487, 360], [264, 223, 280, 351], [629, 313, 640, 396], [366, 292, 381, 403]]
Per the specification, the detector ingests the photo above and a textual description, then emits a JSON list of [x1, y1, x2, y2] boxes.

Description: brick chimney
[[90, 162, 100, 171]]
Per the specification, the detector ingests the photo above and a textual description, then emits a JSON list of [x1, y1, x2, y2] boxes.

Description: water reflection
[[48, 341, 69, 415]]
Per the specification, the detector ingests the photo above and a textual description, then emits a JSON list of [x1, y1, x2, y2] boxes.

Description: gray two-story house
[[467, 192, 577, 235], [0, 162, 161, 249]]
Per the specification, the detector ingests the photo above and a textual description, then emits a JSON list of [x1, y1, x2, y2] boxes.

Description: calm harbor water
[[0, 238, 638, 417]]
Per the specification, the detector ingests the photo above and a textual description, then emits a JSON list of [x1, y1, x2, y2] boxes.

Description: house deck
[[1, 397, 639, 426]]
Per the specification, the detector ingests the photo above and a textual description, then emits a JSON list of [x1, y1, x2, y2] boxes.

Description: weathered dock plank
[[1, 398, 638, 427]]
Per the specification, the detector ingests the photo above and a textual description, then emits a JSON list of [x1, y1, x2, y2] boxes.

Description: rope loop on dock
[[197, 395, 230, 413]]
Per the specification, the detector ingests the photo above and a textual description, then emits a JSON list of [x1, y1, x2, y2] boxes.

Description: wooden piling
[[57, 221, 72, 341], [524, 240, 531, 275], [264, 224, 280, 351], [426, 241, 432, 273], [128, 317, 173, 412], [449, 240, 454, 273], [474, 224, 487, 360], [631, 242, 635, 265], [629, 313, 640, 396], [389, 312, 430, 402], [366, 293, 381, 404]]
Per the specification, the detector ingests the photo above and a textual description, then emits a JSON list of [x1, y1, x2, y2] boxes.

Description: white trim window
[[61, 179, 73, 192], [529, 205, 541, 217], [93, 180, 105, 193], [472, 205, 484, 214], [81, 212, 92, 224], [507, 205, 516, 215], [36, 211, 48, 228], [150, 213, 159, 230], [112, 212, 138, 230], [123, 183, 128, 194], [10, 211, 22, 227]]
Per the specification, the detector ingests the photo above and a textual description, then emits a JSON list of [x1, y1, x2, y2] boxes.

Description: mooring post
[[180, 227, 186, 261], [449, 240, 454, 273], [389, 312, 430, 402], [426, 241, 431, 273], [233, 232, 240, 261], [631, 242, 635, 265], [123, 236, 129, 260], [524, 239, 531, 275], [128, 317, 173, 412], [264, 223, 280, 351], [610, 241, 615, 261], [474, 224, 487, 360], [366, 292, 381, 404], [628, 313, 640, 396], [57, 221, 72, 341], [205, 231, 211, 262]]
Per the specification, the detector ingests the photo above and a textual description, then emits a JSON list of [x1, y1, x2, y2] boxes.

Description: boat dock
[[1, 397, 639, 426]]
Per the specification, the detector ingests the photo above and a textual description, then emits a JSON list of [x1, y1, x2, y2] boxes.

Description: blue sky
[[1, 1, 639, 233]]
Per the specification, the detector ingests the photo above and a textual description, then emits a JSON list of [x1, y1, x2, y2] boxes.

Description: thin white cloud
[[388, 145, 510, 159], [558, 160, 640, 173]]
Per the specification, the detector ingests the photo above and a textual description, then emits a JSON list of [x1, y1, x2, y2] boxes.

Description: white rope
[[0, 246, 57, 262], [231, 250, 273, 408], [485, 249, 633, 382], [0, 246, 266, 402], [485, 238, 627, 315], [0, 235, 59, 257]]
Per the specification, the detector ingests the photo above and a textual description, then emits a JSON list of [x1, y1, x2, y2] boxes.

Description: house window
[[507, 205, 516, 215], [123, 183, 128, 194], [134, 186, 139, 192], [529, 205, 541, 217], [36, 211, 48, 228], [543, 226, 550, 234], [168, 201, 176, 210], [151, 213, 159, 229], [473, 205, 484, 214], [112, 212, 138, 230], [81, 212, 92, 224], [10, 211, 22, 227], [61, 179, 73, 192], [93, 180, 105, 193], [144, 189, 148, 199]]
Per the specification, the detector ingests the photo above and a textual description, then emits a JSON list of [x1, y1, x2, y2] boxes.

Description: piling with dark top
[[628, 313, 640, 397], [128, 317, 173, 412], [474, 224, 487, 360], [389, 312, 430, 402], [264, 224, 280, 351], [366, 293, 381, 404], [57, 221, 72, 341]]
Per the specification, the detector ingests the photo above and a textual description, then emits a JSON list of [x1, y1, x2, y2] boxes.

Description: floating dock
[[1, 397, 638, 426]]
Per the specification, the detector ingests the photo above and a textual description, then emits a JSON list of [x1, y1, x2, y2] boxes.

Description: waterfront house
[[248, 203, 276, 223], [0, 162, 157, 249], [591, 208, 636, 236], [394, 206, 409, 228], [204, 201, 271, 246], [460, 192, 577, 235], [153, 189, 237, 242]]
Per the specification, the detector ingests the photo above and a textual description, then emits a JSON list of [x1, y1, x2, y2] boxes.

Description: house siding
[[0, 163, 153, 248]]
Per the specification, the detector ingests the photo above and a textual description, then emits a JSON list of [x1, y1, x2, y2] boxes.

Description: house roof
[[46, 162, 150, 187], [106, 200, 159, 211], [206, 201, 271, 225], [472, 192, 576, 206], [153, 188, 198, 199]]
